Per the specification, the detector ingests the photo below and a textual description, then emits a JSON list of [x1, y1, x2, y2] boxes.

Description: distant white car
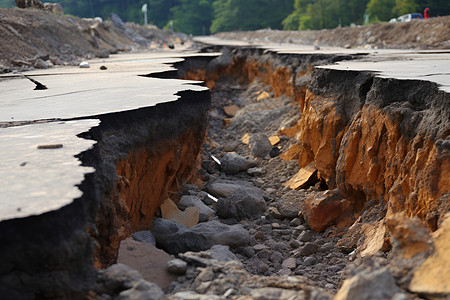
[[391, 13, 424, 23]]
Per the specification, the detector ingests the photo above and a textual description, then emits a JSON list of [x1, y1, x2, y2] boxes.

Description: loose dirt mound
[[215, 15, 450, 50], [0, 7, 190, 73]]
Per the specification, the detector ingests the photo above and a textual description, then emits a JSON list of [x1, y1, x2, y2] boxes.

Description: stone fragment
[[166, 291, 222, 300], [303, 257, 317, 266], [95, 263, 142, 294], [303, 189, 352, 232], [257, 91, 271, 101], [257, 263, 269, 273], [269, 135, 281, 146], [220, 152, 250, 174], [160, 198, 199, 227], [290, 218, 302, 226], [298, 231, 312, 242], [151, 218, 251, 255], [216, 184, 267, 220], [167, 259, 188, 275], [241, 133, 250, 144], [209, 245, 240, 262], [409, 213, 450, 297], [254, 231, 265, 240], [249, 133, 273, 158], [247, 167, 265, 176], [268, 206, 283, 219], [79, 61, 90, 68], [253, 244, 269, 252], [117, 280, 165, 300], [290, 240, 301, 249], [387, 212, 433, 259], [178, 195, 215, 222], [130, 231, 156, 246], [300, 243, 319, 256], [284, 162, 317, 190], [223, 104, 239, 117], [280, 143, 302, 161], [335, 268, 400, 300], [282, 257, 297, 270], [34, 58, 48, 69], [223, 141, 239, 152], [277, 190, 305, 219], [117, 239, 176, 289]]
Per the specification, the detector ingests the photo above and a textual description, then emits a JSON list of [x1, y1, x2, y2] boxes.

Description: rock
[[282, 257, 297, 270], [297, 231, 312, 242], [151, 218, 251, 255], [249, 133, 273, 158], [111, 12, 125, 30], [151, 218, 207, 254], [215, 183, 267, 220], [130, 231, 156, 246], [167, 291, 222, 300], [220, 152, 250, 174], [247, 167, 265, 176], [160, 198, 199, 227], [223, 141, 239, 152], [299, 243, 319, 256], [256, 91, 271, 101], [284, 162, 317, 190], [289, 240, 301, 249], [303, 257, 317, 266], [223, 104, 239, 117], [268, 206, 283, 219], [118, 280, 165, 300], [303, 189, 353, 232], [167, 259, 188, 275], [335, 268, 400, 300], [117, 239, 176, 289], [386, 212, 433, 259], [43, 2, 63, 14], [290, 218, 302, 226], [253, 244, 269, 252], [34, 59, 48, 69], [209, 245, 240, 262], [254, 231, 265, 240], [79, 61, 90, 68], [257, 263, 269, 273], [409, 212, 450, 297], [277, 190, 305, 219], [178, 195, 215, 222], [95, 263, 142, 295]]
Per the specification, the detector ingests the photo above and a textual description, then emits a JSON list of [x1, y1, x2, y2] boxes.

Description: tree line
[[1, 0, 449, 34]]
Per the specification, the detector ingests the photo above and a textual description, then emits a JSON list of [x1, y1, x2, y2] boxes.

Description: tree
[[210, 0, 294, 33], [366, 0, 395, 21], [170, 0, 214, 35], [392, 0, 419, 15]]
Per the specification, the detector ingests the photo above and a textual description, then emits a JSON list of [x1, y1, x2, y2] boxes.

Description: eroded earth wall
[[190, 46, 450, 238]]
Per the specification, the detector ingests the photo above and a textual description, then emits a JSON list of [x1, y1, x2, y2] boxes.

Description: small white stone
[[79, 61, 90, 68]]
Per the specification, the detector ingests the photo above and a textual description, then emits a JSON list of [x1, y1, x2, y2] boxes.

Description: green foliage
[[210, 0, 294, 33], [392, 0, 419, 15], [170, 0, 214, 35], [366, 0, 395, 21]]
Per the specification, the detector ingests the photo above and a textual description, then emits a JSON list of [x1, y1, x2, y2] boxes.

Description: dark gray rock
[[249, 133, 273, 158], [214, 183, 267, 220], [178, 195, 215, 222], [277, 190, 305, 219], [303, 257, 317, 266], [300, 243, 319, 256], [95, 263, 142, 294], [131, 231, 156, 246], [151, 218, 251, 255], [34, 58, 48, 69], [298, 231, 313, 242], [210, 245, 240, 262], [220, 152, 250, 174]]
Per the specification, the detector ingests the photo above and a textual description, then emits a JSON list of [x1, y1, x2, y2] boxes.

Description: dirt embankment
[[215, 15, 450, 50], [0, 7, 190, 73]]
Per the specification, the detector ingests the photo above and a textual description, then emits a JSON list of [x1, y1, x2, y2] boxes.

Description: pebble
[[254, 231, 265, 240], [271, 222, 281, 229], [79, 61, 90, 68], [297, 231, 312, 242], [289, 240, 301, 249], [290, 218, 302, 226], [167, 259, 188, 275], [282, 257, 296, 270], [303, 257, 317, 266], [300, 243, 319, 256], [257, 263, 269, 273]]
